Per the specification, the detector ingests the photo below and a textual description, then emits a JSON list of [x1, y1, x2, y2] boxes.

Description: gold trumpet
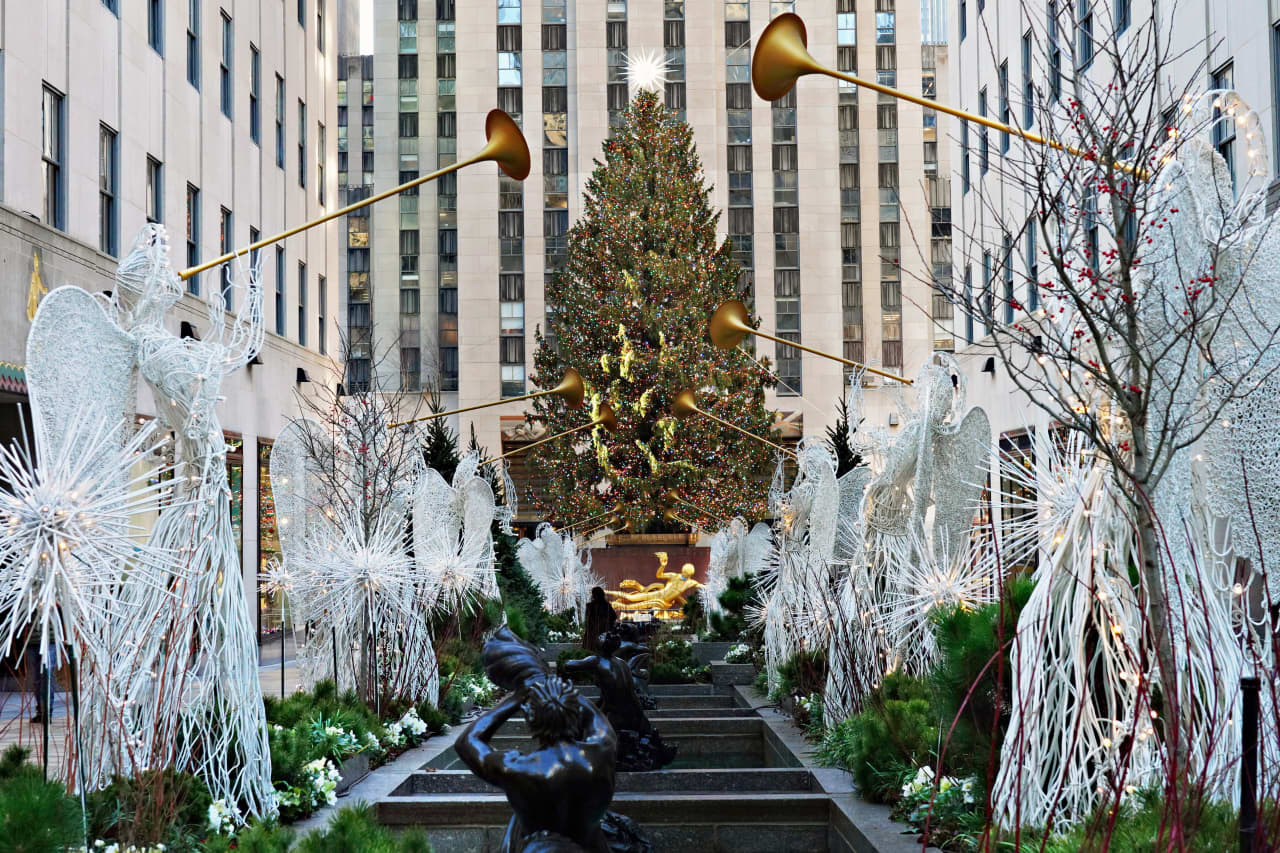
[[710, 299, 912, 385], [671, 389, 797, 459], [662, 507, 699, 530], [662, 489, 728, 524], [389, 368, 584, 429], [583, 515, 629, 539], [481, 403, 618, 466], [179, 109, 531, 281], [753, 14, 1141, 177], [563, 502, 625, 532]]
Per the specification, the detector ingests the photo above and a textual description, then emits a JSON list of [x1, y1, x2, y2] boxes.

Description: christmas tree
[[528, 89, 776, 534]]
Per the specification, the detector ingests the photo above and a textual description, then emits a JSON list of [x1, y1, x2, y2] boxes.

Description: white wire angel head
[[112, 225, 182, 328]]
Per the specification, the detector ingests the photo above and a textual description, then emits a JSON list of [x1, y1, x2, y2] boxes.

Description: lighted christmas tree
[[528, 88, 776, 534]]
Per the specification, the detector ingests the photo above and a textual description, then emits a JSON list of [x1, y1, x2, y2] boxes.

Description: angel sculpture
[[701, 517, 771, 627], [413, 451, 500, 612], [16, 225, 275, 815], [518, 523, 600, 623], [755, 439, 840, 693]]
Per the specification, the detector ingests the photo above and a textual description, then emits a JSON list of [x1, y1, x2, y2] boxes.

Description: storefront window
[[225, 435, 244, 561], [257, 440, 283, 639]]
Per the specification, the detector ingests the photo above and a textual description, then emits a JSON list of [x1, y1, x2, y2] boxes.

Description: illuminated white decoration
[[518, 523, 600, 622], [623, 49, 670, 93], [412, 453, 500, 612], [702, 517, 772, 626], [0, 417, 180, 670], [5, 225, 274, 815], [755, 439, 839, 693]]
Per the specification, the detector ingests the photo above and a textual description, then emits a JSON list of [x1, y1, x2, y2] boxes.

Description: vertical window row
[[606, 1, 628, 130], [876, 0, 901, 373], [398, 1, 421, 391], [220, 206, 234, 309], [726, 1, 753, 299], [664, 2, 685, 120], [220, 10, 233, 119], [771, 2, 800, 395], [298, 261, 308, 347], [298, 99, 307, 188], [99, 124, 118, 256], [543, 0, 569, 350], [346, 210, 372, 391], [436, 0, 458, 391], [836, 0, 861, 370], [498, 0, 526, 397], [924, 44, 952, 353], [186, 183, 201, 294], [336, 61, 348, 186]]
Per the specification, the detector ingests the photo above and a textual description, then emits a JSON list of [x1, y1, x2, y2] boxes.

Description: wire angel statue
[[517, 523, 600, 623], [702, 517, 772, 628], [413, 451, 500, 612]]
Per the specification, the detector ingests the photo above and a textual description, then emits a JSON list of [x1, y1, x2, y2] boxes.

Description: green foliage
[[294, 804, 432, 853], [528, 88, 776, 535], [1030, 789, 1239, 853], [679, 594, 704, 635], [825, 394, 863, 477], [770, 649, 827, 702], [86, 768, 212, 850], [420, 389, 460, 484], [815, 673, 938, 804], [706, 573, 759, 641], [202, 820, 295, 853], [650, 638, 710, 684], [930, 577, 1034, 782], [205, 806, 432, 853], [0, 747, 82, 853], [494, 526, 548, 644]]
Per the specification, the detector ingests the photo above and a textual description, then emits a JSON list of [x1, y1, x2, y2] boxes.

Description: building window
[[298, 0, 305, 27], [1116, 0, 1130, 34], [148, 0, 163, 53], [99, 125, 118, 256], [249, 45, 261, 144], [317, 0, 325, 52], [219, 11, 233, 118], [1026, 221, 1039, 311], [1076, 0, 1093, 70], [981, 251, 993, 334], [960, 120, 969, 192], [41, 85, 64, 230], [959, 0, 966, 40], [103, 0, 118, 14], [187, 0, 201, 89], [219, 207, 233, 309], [978, 88, 989, 174], [1274, 24, 1280, 171], [318, 275, 327, 354], [186, 183, 201, 294], [1003, 232, 1014, 323], [275, 247, 286, 336], [1022, 31, 1034, 128], [999, 61, 1010, 153], [275, 75, 285, 169], [318, 123, 326, 204], [1211, 62, 1235, 186], [964, 265, 974, 343], [249, 225, 260, 268], [298, 101, 307, 187], [298, 262, 308, 346], [146, 156, 163, 224], [1048, 1, 1061, 102]]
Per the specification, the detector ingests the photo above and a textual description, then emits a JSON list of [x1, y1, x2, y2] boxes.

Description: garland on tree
[[529, 89, 777, 533]]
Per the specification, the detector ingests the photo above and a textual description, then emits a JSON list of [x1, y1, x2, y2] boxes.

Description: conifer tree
[[528, 90, 776, 533]]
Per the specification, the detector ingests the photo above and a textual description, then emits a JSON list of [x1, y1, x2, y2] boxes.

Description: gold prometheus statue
[[606, 551, 703, 613], [26, 250, 45, 321]]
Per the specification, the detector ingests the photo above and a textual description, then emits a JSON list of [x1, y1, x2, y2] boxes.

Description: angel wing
[[740, 523, 774, 578], [834, 465, 871, 565], [931, 406, 992, 563], [26, 286, 138, 460], [269, 418, 332, 563]]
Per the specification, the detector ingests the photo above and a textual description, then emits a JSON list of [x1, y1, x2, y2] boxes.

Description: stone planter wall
[[335, 752, 371, 797]]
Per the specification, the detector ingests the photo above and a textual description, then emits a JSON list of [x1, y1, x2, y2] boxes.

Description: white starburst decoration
[[624, 49, 670, 92], [0, 415, 186, 671]]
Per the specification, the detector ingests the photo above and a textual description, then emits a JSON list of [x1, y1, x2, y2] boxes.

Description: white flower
[[207, 798, 240, 834]]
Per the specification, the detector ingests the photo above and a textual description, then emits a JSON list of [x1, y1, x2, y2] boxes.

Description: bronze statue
[[457, 627, 652, 853], [563, 632, 676, 772]]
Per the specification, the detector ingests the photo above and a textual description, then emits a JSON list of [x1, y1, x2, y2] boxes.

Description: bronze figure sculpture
[[457, 627, 652, 853], [563, 632, 676, 772]]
